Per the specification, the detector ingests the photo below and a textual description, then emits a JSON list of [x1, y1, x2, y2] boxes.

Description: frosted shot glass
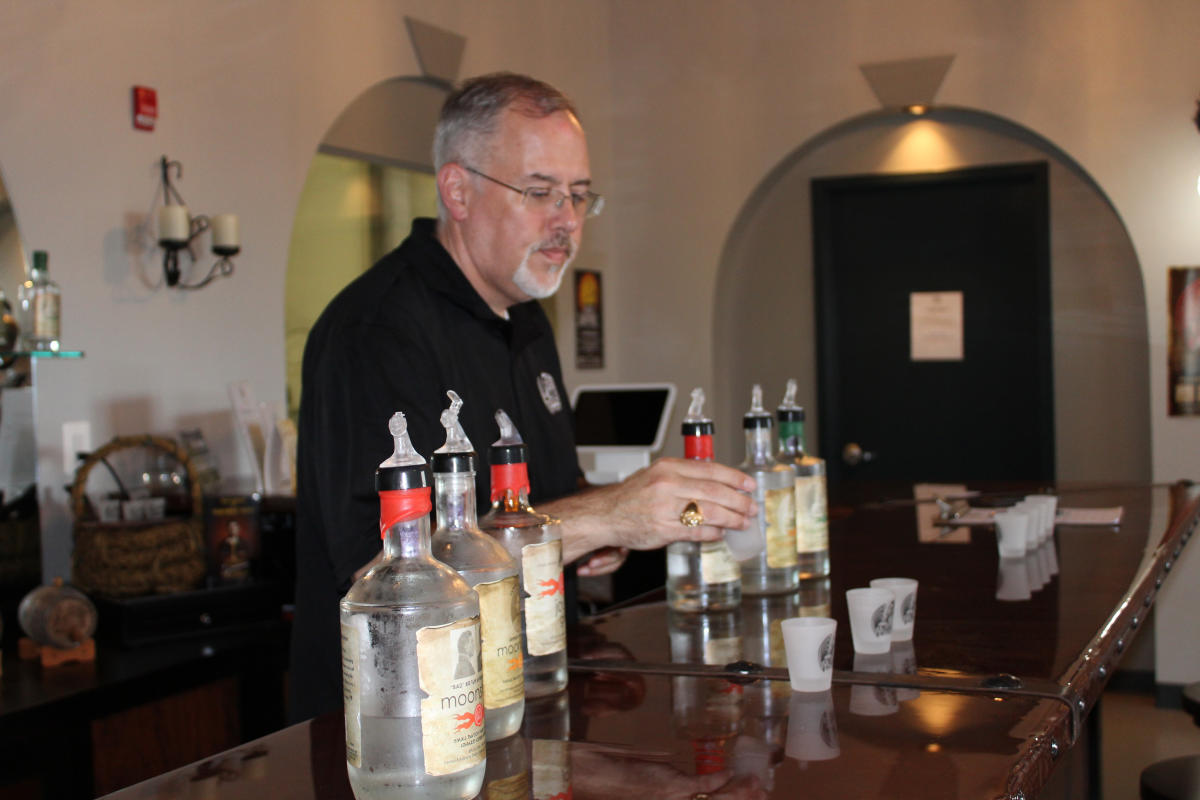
[[1025, 495, 1058, 545], [869, 578, 918, 641], [845, 587, 894, 654], [786, 690, 840, 762], [780, 616, 837, 692], [994, 510, 1030, 558]]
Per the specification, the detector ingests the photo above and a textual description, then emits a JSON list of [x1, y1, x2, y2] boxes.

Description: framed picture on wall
[[575, 270, 604, 369], [1168, 266, 1200, 416]]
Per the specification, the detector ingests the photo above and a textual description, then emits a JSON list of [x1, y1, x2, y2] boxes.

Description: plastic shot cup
[[780, 616, 837, 692], [1025, 495, 1058, 545], [845, 587, 894, 654], [869, 578, 918, 641], [786, 690, 840, 762], [994, 510, 1030, 559]]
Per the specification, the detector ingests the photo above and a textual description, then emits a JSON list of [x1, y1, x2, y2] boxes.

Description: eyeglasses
[[465, 166, 605, 218]]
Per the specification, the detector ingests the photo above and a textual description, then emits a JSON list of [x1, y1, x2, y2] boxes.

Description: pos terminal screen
[[572, 388, 671, 447]]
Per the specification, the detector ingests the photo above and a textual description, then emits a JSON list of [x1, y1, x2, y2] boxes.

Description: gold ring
[[679, 500, 703, 527]]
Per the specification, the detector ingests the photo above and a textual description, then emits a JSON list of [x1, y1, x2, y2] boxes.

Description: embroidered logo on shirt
[[537, 373, 563, 413]]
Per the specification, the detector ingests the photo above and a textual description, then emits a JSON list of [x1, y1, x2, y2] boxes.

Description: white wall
[[0, 0, 615, 581]]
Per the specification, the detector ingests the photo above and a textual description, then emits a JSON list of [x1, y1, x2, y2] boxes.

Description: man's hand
[[540, 458, 758, 564]]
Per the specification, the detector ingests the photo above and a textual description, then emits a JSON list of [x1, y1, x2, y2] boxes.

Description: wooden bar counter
[[98, 482, 1199, 800]]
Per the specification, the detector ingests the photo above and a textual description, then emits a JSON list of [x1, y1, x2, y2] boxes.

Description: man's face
[[461, 108, 591, 311]]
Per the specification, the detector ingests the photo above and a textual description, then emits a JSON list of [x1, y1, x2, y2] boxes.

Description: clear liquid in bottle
[[667, 387, 742, 612], [737, 385, 799, 595], [776, 379, 830, 579], [430, 391, 525, 740], [341, 412, 485, 800], [479, 409, 568, 697]]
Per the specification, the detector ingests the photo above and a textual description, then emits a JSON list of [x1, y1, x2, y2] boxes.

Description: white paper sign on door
[[910, 291, 964, 361]]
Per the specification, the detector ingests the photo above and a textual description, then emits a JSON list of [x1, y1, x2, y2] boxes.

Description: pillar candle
[[211, 213, 240, 252], [157, 205, 190, 245]]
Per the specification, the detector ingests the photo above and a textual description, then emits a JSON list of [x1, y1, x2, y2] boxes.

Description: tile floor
[[1100, 688, 1200, 799]]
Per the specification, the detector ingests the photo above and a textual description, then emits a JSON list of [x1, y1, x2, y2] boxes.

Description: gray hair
[[433, 72, 578, 174]]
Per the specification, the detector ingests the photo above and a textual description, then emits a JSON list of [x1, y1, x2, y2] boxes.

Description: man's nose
[[549, 200, 581, 232]]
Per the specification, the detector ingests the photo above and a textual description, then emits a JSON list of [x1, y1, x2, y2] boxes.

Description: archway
[[714, 108, 1150, 482]]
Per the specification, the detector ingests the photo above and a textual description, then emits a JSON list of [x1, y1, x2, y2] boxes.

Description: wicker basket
[[70, 435, 207, 597]]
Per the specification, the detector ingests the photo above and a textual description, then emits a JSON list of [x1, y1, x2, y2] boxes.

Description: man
[[290, 73, 755, 722]]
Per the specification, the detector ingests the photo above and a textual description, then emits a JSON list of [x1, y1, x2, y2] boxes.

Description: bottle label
[[341, 620, 362, 767], [476, 575, 525, 710], [521, 540, 566, 656], [531, 739, 571, 800], [417, 617, 486, 776], [33, 293, 59, 340], [700, 541, 740, 584], [764, 486, 798, 568], [795, 475, 829, 554]]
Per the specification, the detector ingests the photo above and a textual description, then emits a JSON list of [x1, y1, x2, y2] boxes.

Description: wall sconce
[[154, 156, 239, 289]]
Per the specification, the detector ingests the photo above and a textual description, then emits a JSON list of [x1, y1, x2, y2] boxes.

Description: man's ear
[[437, 163, 471, 222]]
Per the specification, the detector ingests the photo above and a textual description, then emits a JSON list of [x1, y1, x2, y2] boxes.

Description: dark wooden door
[[812, 162, 1054, 485]]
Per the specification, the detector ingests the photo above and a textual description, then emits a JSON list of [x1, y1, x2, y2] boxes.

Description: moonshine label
[[522, 540, 566, 656], [417, 617, 485, 776], [477, 576, 525, 709]]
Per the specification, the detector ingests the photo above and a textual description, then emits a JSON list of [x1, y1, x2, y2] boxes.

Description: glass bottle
[[776, 379, 830, 578], [737, 385, 799, 595], [18, 250, 60, 351], [479, 409, 568, 697], [430, 391, 525, 741], [340, 412, 485, 800], [667, 388, 741, 612]]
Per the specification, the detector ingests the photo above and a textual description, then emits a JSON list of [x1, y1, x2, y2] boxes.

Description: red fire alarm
[[132, 86, 157, 131]]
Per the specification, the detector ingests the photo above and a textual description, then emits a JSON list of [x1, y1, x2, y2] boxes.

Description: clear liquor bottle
[[18, 250, 60, 351], [479, 409, 568, 697], [667, 388, 741, 612], [340, 412, 485, 800], [430, 391, 525, 741], [737, 385, 799, 595], [776, 379, 830, 579]]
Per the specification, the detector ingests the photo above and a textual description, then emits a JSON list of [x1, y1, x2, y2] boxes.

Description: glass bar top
[[99, 681, 1054, 800], [572, 483, 1186, 685]]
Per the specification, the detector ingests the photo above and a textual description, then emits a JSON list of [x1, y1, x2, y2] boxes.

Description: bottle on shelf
[[430, 390, 525, 741], [776, 379, 830, 579], [18, 250, 60, 352], [737, 385, 799, 595], [667, 387, 741, 612], [479, 409, 568, 697], [340, 412, 485, 800]]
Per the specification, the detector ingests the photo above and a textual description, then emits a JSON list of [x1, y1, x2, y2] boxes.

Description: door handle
[[842, 442, 876, 466]]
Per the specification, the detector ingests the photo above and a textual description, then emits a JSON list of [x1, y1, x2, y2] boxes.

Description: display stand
[[18, 636, 96, 667]]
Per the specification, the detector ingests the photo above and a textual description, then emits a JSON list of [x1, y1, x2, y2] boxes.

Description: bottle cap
[[431, 389, 477, 474], [743, 384, 772, 430], [489, 408, 528, 465], [32, 251, 47, 271], [777, 378, 806, 422], [681, 387, 715, 437], [375, 412, 431, 491]]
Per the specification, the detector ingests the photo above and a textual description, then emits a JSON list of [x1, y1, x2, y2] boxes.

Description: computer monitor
[[571, 383, 676, 484]]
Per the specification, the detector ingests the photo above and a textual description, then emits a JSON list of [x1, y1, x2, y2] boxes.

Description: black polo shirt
[[289, 217, 581, 722]]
